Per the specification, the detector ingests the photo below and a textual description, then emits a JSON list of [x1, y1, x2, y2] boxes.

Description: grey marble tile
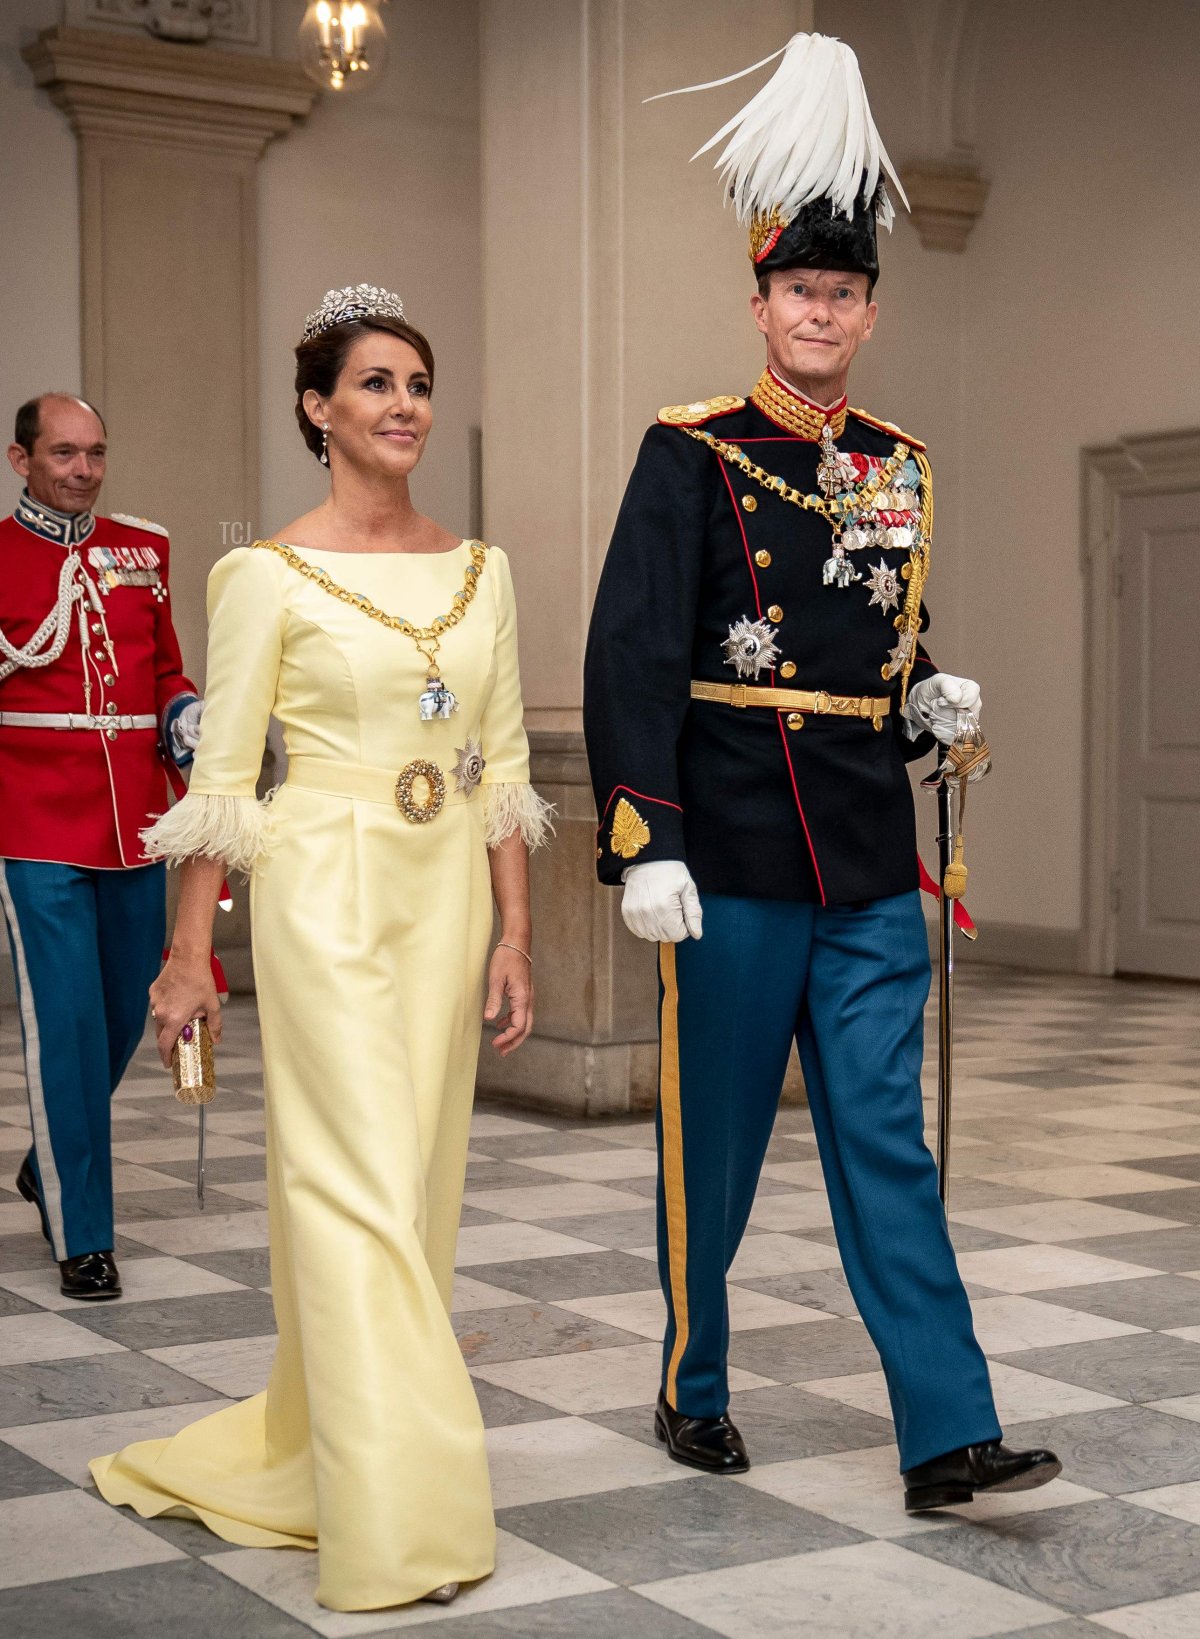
[[906, 1497, 1200, 1614], [0, 1558, 315, 1638], [1004, 1406, 1200, 1493], [1091, 1189, 1200, 1225], [999, 1623, 1117, 1639], [1007, 1332, 1200, 1403], [130, 1511, 244, 1558], [593, 1381, 894, 1463], [63, 1290, 276, 1352], [465, 1160, 573, 1189], [471, 1378, 569, 1429], [729, 1316, 881, 1383], [1113, 1153, 1200, 1183], [1029, 1276, 1200, 1332], [0, 1439, 73, 1501], [539, 1208, 660, 1250], [378, 1588, 715, 1638], [463, 1250, 667, 1302], [735, 1269, 861, 1318], [0, 1289, 38, 1318], [146, 1154, 269, 1186], [0, 1351, 218, 1428], [114, 1188, 259, 1222], [948, 1223, 1029, 1253], [455, 1302, 640, 1367], [1067, 1227, 1200, 1272], [499, 1473, 865, 1582], [179, 1247, 272, 1288], [935, 1179, 1055, 1210]]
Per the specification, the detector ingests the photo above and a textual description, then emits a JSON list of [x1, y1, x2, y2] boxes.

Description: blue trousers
[[0, 859, 165, 1260], [656, 890, 1001, 1471]]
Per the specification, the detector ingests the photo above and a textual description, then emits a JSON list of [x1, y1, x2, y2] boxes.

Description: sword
[[935, 774, 955, 1209], [197, 1104, 207, 1210]]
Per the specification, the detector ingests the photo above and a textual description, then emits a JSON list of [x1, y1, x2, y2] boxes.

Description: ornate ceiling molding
[[23, 24, 316, 156]]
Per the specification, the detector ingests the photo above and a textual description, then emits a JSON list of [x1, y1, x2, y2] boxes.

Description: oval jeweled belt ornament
[[394, 758, 447, 823]]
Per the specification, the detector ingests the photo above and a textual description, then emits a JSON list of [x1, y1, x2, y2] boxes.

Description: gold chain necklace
[[682, 427, 910, 520], [252, 538, 489, 721]]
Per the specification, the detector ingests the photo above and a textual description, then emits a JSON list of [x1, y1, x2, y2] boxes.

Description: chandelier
[[298, 1, 389, 94]]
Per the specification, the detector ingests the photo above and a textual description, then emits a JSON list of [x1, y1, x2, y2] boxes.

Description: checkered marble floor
[[4, 968, 1200, 1637]]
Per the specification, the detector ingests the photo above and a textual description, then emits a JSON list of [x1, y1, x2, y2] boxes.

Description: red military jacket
[[0, 492, 198, 869]]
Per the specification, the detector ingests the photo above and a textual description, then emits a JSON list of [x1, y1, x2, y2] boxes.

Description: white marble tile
[[955, 1244, 1158, 1293], [0, 1310, 126, 1365], [985, 1164, 1200, 1198], [728, 1234, 844, 1280], [748, 1192, 836, 1232], [0, 1254, 245, 1312], [950, 1200, 1184, 1243], [118, 1211, 270, 1255], [484, 1416, 693, 1508], [210, 1180, 270, 1206], [759, 1160, 829, 1189], [0, 1125, 30, 1152], [512, 1148, 659, 1182], [112, 1134, 263, 1164], [0, 1490, 182, 1589], [970, 1295, 1143, 1354], [802, 1360, 1123, 1424], [451, 1274, 530, 1313], [453, 1223, 605, 1266], [0, 1200, 40, 1233], [578, 1121, 657, 1148], [110, 1162, 194, 1193], [740, 1444, 1101, 1539], [1012, 1133, 1200, 1165], [1093, 1592, 1200, 1638], [208, 1528, 609, 1636], [1050, 1105, 1200, 1132], [1162, 1324, 1200, 1344], [555, 1284, 830, 1341], [469, 1113, 551, 1138], [461, 1181, 648, 1220], [171, 1109, 266, 1136], [1121, 1480, 1200, 1527], [472, 1339, 775, 1414], [1149, 1394, 1200, 1425], [145, 1332, 276, 1398], [635, 1538, 1061, 1638], [1, 1398, 232, 1486]]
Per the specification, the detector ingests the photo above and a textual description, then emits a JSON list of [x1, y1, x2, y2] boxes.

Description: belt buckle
[[729, 684, 748, 709], [812, 690, 832, 715]]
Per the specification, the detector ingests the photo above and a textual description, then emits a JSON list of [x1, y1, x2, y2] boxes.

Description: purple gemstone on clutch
[[182, 1024, 194, 1043]]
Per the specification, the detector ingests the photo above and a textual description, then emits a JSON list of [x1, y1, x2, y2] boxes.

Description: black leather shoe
[[903, 1439, 1061, 1512], [654, 1391, 749, 1474], [16, 1157, 51, 1244], [59, 1251, 122, 1301]]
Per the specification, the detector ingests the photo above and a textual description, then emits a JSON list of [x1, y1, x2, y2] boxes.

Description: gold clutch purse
[[172, 1017, 216, 1106]]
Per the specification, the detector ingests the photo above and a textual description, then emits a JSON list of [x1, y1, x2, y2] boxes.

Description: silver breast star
[[865, 559, 902, 615]]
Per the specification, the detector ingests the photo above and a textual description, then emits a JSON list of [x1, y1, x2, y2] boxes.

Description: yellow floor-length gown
[[90, 539, 550, 1611]]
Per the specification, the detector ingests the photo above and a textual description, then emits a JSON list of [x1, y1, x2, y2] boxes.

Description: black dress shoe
[[59, 1251, 122, 1301], [654, 1391, 749, 1474], [16, 1157, 51, 1244], [903, 1439, 1061, 1512]]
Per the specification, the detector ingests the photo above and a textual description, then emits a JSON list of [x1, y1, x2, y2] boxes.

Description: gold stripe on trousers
[[659, 942, 690, 1407]]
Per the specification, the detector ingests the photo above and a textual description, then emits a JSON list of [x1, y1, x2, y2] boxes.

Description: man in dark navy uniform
[[584, 32, 1060, 1511]]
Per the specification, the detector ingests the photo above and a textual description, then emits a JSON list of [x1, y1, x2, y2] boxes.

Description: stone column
[[477, 0, 811, 1115], [22, 24, 317, 684]]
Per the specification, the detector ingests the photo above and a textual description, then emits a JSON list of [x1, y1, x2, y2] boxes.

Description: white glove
[[170, 698, 204, 758], [903, 674, 982, 745], [621, 861, 703, 944]]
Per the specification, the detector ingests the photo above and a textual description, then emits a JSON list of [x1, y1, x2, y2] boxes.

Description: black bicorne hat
[[651, 33, 905, 287]]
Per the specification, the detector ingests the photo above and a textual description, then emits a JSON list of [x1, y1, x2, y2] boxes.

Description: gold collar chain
[[682, 428, 910, 522], [750, 370, 847, 440]]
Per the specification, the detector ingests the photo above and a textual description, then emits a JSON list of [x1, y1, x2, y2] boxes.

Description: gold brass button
[[780, 661, 797, 679], [901, 563, 912, 580], [893, 614, 904, 629], [767, 604, 783, 623], [105, 702, 118, 716], [785, 712, 804, 731], [881, 663, 891, 680], [103, 673, 116, 686], [105, 727, 118, 741], [596, 847, 603, 860], [741, 495, 757, 512], [755, 550, 771, 568]]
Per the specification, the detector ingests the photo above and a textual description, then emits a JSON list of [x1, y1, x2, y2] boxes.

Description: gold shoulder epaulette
[[658, 394, 745, 427], [846, 407, 926, 452], [109, 512, 169, 538]]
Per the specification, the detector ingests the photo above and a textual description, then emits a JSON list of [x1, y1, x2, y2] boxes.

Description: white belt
[[0, 711, 157, 731]]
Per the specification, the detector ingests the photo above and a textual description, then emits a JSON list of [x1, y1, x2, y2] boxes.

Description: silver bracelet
[[496, 941, 532, 966]]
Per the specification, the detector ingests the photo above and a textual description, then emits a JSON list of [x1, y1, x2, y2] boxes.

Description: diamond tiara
[[300, 284, 406, 344]]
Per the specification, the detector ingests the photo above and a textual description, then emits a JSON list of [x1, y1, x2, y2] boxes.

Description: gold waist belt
[[286, 754, 478, 824], [690, 680, 892, 728]]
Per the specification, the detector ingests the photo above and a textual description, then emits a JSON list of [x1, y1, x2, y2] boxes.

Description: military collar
[[751, 370, 848, 441], [13, 489, 97, 548]]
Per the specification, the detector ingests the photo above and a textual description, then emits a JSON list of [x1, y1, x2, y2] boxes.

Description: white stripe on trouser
[[0, 863, 68, 1257]]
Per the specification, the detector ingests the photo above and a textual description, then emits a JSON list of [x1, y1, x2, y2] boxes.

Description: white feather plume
[[649, 33, 908, 227]]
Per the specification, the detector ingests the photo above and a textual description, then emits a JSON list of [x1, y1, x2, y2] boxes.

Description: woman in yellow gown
[[90, 286, 552, 1611]]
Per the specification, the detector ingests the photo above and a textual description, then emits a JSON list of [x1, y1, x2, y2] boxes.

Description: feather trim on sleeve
[[482, 782, 556, 852], [140, 791, 276, 875]]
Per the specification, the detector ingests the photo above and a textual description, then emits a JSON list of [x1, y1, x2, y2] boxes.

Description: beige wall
[[816, 0, 1200, 938], [0, 0, 81, 491]]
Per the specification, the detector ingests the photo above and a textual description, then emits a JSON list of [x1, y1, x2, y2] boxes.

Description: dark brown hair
[[293, 316, 436, 461], [14, 393, 107, 454]]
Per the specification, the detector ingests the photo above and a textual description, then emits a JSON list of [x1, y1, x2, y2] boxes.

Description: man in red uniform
[[1, 393, 202, 1298]]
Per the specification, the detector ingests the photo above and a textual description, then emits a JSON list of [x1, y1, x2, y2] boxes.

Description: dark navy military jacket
[[583, 380, 941, 905]]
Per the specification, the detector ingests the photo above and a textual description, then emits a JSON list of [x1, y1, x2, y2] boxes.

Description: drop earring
[[320, 423, 330, 466]]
